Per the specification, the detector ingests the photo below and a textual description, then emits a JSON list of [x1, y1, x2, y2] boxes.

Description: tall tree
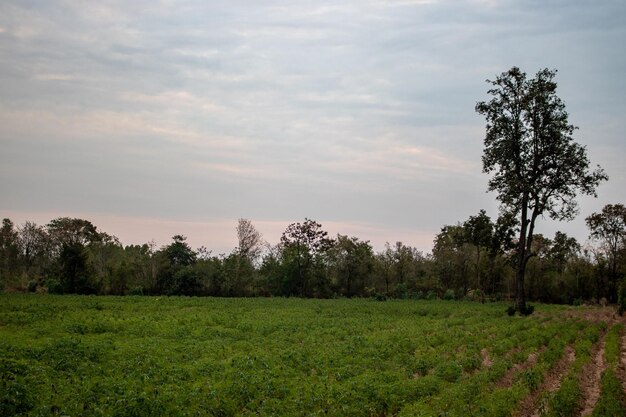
[[375, 243, 395, 295], [17, 221, 50, 278], [328, 235, 374, 296], [548, 231, 580, 279], [0, 219, 20, 287], [586, 204, 626, 302], [280, 219, 334, 297], [232, 219, 264, 293], [463, 210, 493, 299], [236, 218, 264, 263], [476, 67, 607, 313], [156, 235, 196, 294], [46, 217, 101, 251], [432, 225, 470, 295]]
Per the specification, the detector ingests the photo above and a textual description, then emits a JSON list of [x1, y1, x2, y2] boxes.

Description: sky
[[1, 0, 625, 255]]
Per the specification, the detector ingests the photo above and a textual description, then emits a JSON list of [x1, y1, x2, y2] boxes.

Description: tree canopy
[[476, 67, 607, 313]]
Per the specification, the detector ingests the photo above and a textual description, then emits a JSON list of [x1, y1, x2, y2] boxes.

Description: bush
[[27, 280, 37, 293], [443, 289, 455, 300], [507, 304, 535, 316], [395, 283, 408, 299], [426, 290, 437, 300], [46, 279, 63, 294], [128, 286, 144, 296], [374, 293, 387, 302]]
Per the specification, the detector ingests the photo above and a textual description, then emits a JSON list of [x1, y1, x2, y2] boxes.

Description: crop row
[[0, 295, 614, 416], [591, 324, 626, 417]]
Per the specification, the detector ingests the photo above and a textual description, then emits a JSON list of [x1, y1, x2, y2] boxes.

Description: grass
[[0, 294, 608, 416]]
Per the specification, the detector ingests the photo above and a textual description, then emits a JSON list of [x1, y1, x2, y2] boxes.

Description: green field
[[0, 295, 615, 416]]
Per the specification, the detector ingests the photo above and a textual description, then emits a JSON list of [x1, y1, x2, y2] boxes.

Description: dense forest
[[0, 205, 624, 306]]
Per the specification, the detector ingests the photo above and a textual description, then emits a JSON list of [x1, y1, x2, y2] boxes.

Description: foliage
[[328, 235, 374, 297], [1, 295, 602, 416], [443, 289, 455, 300], [46, 279, 63, 294], [591, 369, 626, 417], [586, 204, 626, 303], [543, 324, 602, 416], [0, 212, 624, 303], [0, 358, 34, 416], [280, 219, 334, 297], [128, 286, 143, 296], [236, 218, 264, 263], [591, 324, 626, 417], [476, 67, 607, 313]]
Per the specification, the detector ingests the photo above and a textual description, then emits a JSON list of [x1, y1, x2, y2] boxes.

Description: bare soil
[[481, 348, 493, 368], [561, 306, 621, 326]]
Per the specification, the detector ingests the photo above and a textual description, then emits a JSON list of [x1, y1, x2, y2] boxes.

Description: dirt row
[[579, 333, 607, 416], [505, 307, 626, 417], [513, 344, 576, 417]]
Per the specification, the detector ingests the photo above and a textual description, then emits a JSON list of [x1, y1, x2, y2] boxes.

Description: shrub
[[506, 306, 516, 316], [520, 304, 535, 316], [443, 289, 455, 300], [426, 290, 437, 300], [128, 286, 144, 296], [395, 283, 408, 299], [27, 280, 37, 293], [374, 293, 387, 302], [46, 279, 63, 294]]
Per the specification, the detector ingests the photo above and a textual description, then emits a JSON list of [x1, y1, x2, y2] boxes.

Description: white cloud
[[1, 0, 623, 253], [34, 73, 75, 81], [121, 91, 228, 113]]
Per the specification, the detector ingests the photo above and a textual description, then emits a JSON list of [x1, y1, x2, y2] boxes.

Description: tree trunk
[[516, 202, 529, 313], [516, 202, 540, 314], [515, 259, 527, 313]]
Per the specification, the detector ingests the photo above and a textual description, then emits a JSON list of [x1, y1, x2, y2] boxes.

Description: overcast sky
[[1, 0, 624, 254]]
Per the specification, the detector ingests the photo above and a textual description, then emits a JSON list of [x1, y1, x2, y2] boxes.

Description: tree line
[[2, 66, 622, 311], [0, 206, 624, 305]]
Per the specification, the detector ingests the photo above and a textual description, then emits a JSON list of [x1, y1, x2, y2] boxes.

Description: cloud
[[0, 0, 623, 253], [34, 73, 75, 81]]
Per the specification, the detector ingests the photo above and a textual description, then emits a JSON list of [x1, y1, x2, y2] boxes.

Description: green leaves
[[0, 295, 608, 416], [476, 67, 607, 221]]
